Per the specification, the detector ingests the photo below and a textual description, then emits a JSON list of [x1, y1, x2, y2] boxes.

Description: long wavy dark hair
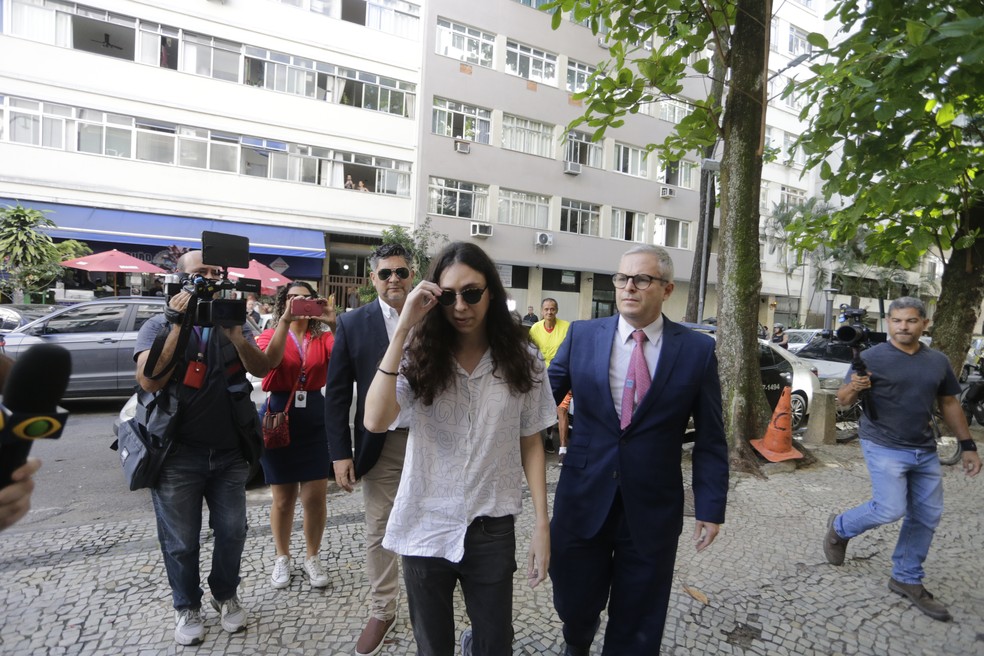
[[271, 281, 325, 338], [403, 242, 540, 406]]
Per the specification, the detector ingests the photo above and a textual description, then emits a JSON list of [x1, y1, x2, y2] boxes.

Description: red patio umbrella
[[227, 259, 292, 295], [60, 249, 166, 274], [60, 249, 166, 295]]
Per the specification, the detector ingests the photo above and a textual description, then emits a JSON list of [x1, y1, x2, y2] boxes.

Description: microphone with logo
[[0, 344, 72, 488]]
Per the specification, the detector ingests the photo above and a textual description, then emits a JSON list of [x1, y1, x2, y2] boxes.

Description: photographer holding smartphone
[[256, 282, 337, 591]]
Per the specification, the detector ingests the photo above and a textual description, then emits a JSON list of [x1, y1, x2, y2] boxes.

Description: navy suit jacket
[[548, 315, 729, 554], [324, 300, 391, 479]]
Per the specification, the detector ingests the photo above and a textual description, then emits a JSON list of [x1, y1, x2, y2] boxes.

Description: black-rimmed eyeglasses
[[436, 287, 487, 306], [612, 273, 669, 290], [377, 267, 411, 281]]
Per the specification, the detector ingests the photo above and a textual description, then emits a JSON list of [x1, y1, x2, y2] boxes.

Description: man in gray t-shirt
[[823, 297, 981, 622]]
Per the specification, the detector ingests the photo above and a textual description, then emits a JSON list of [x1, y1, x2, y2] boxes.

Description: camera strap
[[142, 302, 197, 382]]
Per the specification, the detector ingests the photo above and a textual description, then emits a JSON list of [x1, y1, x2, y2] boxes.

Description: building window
[[760, 182, 771, 212], [337, 0, 421, 39], [514, 0, 551, 7], [138, 23, 180, 70], [505, 40, 558, 86], [429, 177, 488, 220], [658, 98, 694, 123], [614, 143, 649, 178], [612, 208, 647, 242], [782, 132, 806, 166], [560, 199, 600, 236], [658, 160, 696, 188], [656, 217, 691, 249], [788, 26, 810, 56], [432, 98, 491, 144], [498, 189, 550, 229], [566, 60, 595, 93], [770, 18, 779, 52], [565, 130, 602, 168], [1, 93, 412, 193], [779, 185, 806, 209], [780, 76, 805, 111], [435, 18, 494, 68], [135, 119, 177, 165], [501, 114, 554, 157], [336, 68, 416, 117], [181, 33, 241, 82]]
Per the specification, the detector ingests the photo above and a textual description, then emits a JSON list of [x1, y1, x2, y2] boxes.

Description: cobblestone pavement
[[1, 441, 982, 655]]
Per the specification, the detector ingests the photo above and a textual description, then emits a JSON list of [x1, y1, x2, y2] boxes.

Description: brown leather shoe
[[888, 578, 952, 621], [355, 615, 397, 656], [823, 513, 849, 565]]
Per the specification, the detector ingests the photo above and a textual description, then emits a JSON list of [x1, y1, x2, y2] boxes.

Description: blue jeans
[[402, 515, 517, 656], [151, 443, 249, 610], [836, 440, 944, 584]]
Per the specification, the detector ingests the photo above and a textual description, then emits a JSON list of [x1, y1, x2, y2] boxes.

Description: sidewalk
[[1, 442, 981, 655]]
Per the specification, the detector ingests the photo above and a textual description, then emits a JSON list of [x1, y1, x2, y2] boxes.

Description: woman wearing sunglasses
[[365, 242, 556, 655], [256, 282, 336, 590]]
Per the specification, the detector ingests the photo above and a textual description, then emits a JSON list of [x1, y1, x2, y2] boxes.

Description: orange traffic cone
[[750, 386, 803, 462]]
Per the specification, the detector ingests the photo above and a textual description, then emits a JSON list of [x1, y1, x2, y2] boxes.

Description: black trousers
[[402, 515, 518, 656], [550, 491, 679, 655]]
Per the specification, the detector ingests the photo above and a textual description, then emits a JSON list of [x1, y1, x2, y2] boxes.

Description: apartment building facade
[[0, 0, 421, 293]]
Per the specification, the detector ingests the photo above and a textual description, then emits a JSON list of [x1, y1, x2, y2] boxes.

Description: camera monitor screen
[[202, 231, 249, 269]]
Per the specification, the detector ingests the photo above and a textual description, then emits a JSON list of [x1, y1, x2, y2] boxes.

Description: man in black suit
[[324, 243, 414, 656]]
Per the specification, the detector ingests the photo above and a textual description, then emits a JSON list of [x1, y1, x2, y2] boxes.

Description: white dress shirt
[[378, 297, 412, 431], [610, 315, 663, 424]]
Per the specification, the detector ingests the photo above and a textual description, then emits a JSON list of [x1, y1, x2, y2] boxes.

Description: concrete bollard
[[803, 390, 837, 445]]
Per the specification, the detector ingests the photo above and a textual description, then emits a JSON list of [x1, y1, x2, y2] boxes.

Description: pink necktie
[[620, 330, 651, 429]]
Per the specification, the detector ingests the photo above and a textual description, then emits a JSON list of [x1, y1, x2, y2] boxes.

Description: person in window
[[256, 282, 336, 591], [358, 180, 370, 192], [364, 241, 556, 654], [345, 174, 355, 190]]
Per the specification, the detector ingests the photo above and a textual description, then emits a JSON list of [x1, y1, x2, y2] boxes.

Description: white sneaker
[[271, 555, 291, 589], [303, 555, 330, 588], [210, 595, 247, 633], [174, 608, 204, 646]]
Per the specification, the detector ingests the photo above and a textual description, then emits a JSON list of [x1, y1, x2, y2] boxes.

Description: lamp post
[[823, 287, 838, 331], [697, 158, 720, 323]]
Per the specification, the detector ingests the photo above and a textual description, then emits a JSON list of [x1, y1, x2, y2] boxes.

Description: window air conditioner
[[563, 161, 582, 175], [535, 232, 554, 247], [660, 186, 677, 198], [470, 222, 493, 238], [454, 140, 471, 154]]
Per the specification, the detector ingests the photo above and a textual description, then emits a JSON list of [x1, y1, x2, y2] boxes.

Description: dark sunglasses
[[377, 267, 411, 281], [436, 287, 487, 306]]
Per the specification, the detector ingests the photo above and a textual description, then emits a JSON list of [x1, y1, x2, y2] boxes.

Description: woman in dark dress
[[257, 282, 336, 590]]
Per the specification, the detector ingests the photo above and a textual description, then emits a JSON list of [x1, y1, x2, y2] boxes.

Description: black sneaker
[[544, 438, 556, 454]]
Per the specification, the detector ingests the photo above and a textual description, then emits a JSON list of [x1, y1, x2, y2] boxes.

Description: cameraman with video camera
[[135, 249, 270, 646], [824, 297, 980, 622]]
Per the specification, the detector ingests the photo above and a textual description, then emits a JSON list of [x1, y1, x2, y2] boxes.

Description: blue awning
[[1, 198, 326, 258]]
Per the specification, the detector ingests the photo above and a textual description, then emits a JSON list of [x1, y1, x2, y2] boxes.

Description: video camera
[[165, 231, 261, 328], [832, 305, 886, 420]]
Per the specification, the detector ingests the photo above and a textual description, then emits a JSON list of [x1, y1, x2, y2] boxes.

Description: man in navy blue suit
[[548, 244, 729, 655], [325, 243, 414, 656]]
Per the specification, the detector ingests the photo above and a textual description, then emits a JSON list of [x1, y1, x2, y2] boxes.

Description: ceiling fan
[[92, 33, 123, 51]]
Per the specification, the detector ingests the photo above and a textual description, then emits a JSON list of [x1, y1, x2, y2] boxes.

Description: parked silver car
[[0, 297, 164, 398]]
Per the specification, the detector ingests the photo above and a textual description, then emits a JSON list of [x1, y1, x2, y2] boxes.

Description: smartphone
[[291, 297, 325, 317]]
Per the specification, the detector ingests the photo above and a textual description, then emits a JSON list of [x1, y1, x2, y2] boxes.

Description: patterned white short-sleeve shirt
[[383, 346, 557, 563]]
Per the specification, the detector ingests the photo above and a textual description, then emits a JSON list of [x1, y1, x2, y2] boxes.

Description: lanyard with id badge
[[288, 331, 311, 407], [183, 327, 211, 389]]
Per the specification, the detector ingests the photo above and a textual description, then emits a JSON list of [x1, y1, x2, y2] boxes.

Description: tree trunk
[[931, 201, 984, 377], [716, 0, 772, 472]]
